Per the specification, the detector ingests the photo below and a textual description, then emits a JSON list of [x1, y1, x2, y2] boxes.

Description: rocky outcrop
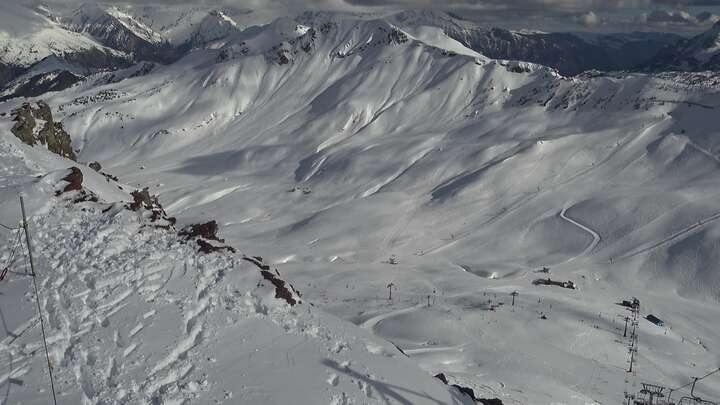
[[240, 255, 301, 306], [433, 373, 504, 404], [196, 239, 236, 254], [88, 161, 102, 172], [126, 188, 177, 228], [179, 220, 224, 242], [56, 167, 84, 195], [260, 270, 298, 306], [180, 220, 239, 254], [52, 167, 99, 203], [10, 101, 77, 160]]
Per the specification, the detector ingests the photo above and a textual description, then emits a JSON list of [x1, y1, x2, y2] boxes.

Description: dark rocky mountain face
[[644, 21, 720, 71], [392, 10, 682, 76], [0, 49, 131, 102], [63, 7, 182, 65], [0, 71, 84, 103], [61, 47, 133, 71], [442, 26, 682, 76], [0, 62, 27, 88]]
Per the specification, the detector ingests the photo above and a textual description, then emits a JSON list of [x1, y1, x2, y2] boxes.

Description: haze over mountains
[[1, 2, 720, 405]]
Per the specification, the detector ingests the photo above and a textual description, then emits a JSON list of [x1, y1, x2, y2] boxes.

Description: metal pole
[[624, 316, 629, 337], [20, 194, 58, 405], [690, 377, 698, 398]]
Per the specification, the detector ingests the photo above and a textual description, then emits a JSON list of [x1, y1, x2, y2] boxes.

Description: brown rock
[[56, 167, 83, 195]]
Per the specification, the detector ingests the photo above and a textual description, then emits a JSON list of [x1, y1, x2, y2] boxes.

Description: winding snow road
[[559, 206, 601, 261]]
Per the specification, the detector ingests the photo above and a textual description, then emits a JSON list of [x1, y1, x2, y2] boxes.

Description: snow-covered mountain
[[0, 3, 253, 100], [183, 10, 243, 50], [646, 20, 720, 71], [2, 5, 720, 405], [60, 4, 179, 64], [392, 10, 683, 76], [0, 3, 693, 102]]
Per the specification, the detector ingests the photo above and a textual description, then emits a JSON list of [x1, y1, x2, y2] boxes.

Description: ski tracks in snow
[[617, 209, 720, 261], [360, 304, 423, 332]]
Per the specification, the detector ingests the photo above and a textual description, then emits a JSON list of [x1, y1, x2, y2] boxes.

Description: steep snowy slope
[[391, 10, 683, 76], [647, 21, 720, 71], [106, 5, 270, 46], [61, 4, 178, 64], [3, 11, 720, 405], [0, 110, 473, 404], [0, 3, 128, 70]]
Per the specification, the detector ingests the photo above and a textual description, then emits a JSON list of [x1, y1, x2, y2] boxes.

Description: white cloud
[[578, 10, 600, 25]]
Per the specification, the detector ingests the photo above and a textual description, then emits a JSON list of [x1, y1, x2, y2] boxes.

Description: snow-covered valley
[[2, 5, 720, 405]]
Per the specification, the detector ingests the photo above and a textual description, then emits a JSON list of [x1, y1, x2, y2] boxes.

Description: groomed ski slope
[[2, 11, 720, 405]]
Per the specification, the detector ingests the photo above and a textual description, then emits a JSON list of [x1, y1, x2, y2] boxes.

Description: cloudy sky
[[30, 0, 720, 34]]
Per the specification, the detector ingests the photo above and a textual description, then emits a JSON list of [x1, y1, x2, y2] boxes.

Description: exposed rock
[[127, 188, 176, 228], [240, 257, 301, 306], [532, 278, 576, 289], [0, 71, 84, 102], [433, 372, 504, 404], [101, 172, 119, 182], [56, 167, 84, 195], [243, 256, 270, 271], [434, 373, 449, 385], [127, 188, 154, 211], [276, 49, 291, 65], [260, 270, 298, 306], [10, 101, 77, 160], [387, 28, 408, 45], [452, 385, 477, 401], [179, 221, 224, 242], [478, 399, 504, 405], [196, 239, 236, 254], [52, 167, 99, 203], [179, 220, 240, 254], [88, 161, 102, 172]]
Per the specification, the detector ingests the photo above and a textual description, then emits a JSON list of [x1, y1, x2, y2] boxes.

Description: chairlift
[[674, 377, 718, 405], [634, 383, 671, 405]]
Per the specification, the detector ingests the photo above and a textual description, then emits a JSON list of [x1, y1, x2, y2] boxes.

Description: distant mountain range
[[391, 10, 685, 76], [645, 20, 720, 71], [1, 5, 720, 101]]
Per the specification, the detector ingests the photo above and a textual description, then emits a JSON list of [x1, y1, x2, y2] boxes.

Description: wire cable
[[0, 222, 19, 231], [673, 367, 720, 392], [1, 230, 23, 281]]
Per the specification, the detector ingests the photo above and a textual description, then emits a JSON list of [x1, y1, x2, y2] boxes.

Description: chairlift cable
[[672, 367, 720, 392], [0, 222, 19, 231]]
